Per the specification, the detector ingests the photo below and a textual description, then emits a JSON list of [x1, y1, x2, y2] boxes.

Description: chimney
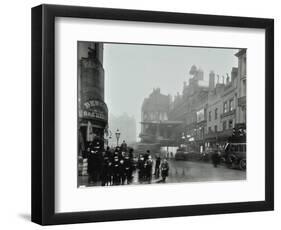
[[226, 73, 230, 84], [231, 67, 238, 82], [209, 71, 215, 90]]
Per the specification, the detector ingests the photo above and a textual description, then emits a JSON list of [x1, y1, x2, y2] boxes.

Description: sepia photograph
[[77, 41, 247, 187]]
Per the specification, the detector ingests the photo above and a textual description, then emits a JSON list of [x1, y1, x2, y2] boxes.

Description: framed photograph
[[31, 4, 274, 225]]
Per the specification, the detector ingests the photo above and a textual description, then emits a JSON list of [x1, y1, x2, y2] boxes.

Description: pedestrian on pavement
[[146, 155, 153, 183], [211, 151, 220, 168], [160, 158, 169, 182], [138, 155, 145, 183], [107, 161, 113, 186], [123, 153, 133, 184], [119, 159, 126, 185], [144, 150, 150, 161], [128, 148, 134, 159], [170, 152, 174, 159], [87, 146, 102, 185], [101, 150, 111, 186], [120, 140, 127, 152], [154, 156, 161, 178], [112, 155, 121, 185]]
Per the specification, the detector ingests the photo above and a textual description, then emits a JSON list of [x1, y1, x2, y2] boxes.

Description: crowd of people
[[82, 139, 170, 186]]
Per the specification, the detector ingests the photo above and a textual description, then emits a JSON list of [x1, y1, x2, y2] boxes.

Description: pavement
[[78, 160, 246, 187]]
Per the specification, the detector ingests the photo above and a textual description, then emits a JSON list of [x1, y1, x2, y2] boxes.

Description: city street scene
[[77, 41, 246, 187]]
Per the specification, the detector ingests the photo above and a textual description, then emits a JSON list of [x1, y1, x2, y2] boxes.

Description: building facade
[[138, 88, 182, 155], [139, 49, 246, 154], [78, 42, 108, 151], [170, 66, 209, 152], [236, 49, 247, 125]]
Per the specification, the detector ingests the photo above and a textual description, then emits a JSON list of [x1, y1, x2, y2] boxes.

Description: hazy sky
[[103, 43, 239, 139]]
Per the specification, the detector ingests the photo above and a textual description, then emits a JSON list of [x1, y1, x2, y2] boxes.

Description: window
[[229, 120, 233, 129], [223, 102, 228, 113], [223, 121, 227, 130], [208, 127, 212, 133], [209, 111, 212, 121], [215, 108, 218, 120], [229, 99, 234, 111], [214, 125, 217, 132]]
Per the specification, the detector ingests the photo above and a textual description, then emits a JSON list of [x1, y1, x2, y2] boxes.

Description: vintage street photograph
[[77, 41, 247, 187]]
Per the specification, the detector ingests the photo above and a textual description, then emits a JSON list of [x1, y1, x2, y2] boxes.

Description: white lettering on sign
[[84, 100, 106, 110], [79, 99, 108, 121]]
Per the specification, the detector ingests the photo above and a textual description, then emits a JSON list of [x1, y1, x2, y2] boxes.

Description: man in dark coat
[[87, 146, 102, 185], [119, 159, 126, 185], [101, 150, 111, 186], [123, 153, 133, 184], [143, 150, 150, 161], [138, 155, 145, 183], [120, 140, 127, 152], [160, 159, 169, 182], [145, 156, 153, 183], [211, 151, 220, 168], [154, 156, 161, 178], [112, 155, 121, 185]]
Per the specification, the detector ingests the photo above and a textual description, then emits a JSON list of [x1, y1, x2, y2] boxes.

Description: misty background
[[103, 43, 239, 142]]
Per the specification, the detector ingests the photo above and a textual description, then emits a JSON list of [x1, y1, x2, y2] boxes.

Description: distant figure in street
[[112, 155, 121, 185], [138, 155, 145, 183], [128, 148, 134, 159], [170, 152, 174, 159], [119, 159, 126, 185], [87, 146, 102, 184], [160, 159, 169, 182], [120, 140, 127, 152], [101, 150, 110, 186], [144, 150, 150, 161], [146, 155, 153, 183], [211, 151, 220, 168], [123, 153, 133, 184], [154, 156, 161, 178]]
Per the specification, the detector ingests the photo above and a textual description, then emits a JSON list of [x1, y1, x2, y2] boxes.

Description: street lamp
[[115, 129, 121, 146]]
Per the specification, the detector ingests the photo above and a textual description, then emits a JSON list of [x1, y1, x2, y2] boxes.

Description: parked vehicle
[[175, 147, 188, 160], [220, 123, 246, 170], [222, 141, 246, 170]]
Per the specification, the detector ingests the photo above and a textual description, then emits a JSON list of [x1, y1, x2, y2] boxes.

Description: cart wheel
[[239, 159, 246, 170]]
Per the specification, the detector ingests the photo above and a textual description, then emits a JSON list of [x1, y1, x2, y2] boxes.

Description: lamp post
[[115, 129, 121, 147]]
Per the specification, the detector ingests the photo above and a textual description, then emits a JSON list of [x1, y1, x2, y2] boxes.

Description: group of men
[[84, 139, 170, 186], [85, 140, 134, 186]]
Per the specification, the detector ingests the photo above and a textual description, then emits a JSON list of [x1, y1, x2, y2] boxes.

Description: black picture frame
[[31, 4, 274, 225]]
